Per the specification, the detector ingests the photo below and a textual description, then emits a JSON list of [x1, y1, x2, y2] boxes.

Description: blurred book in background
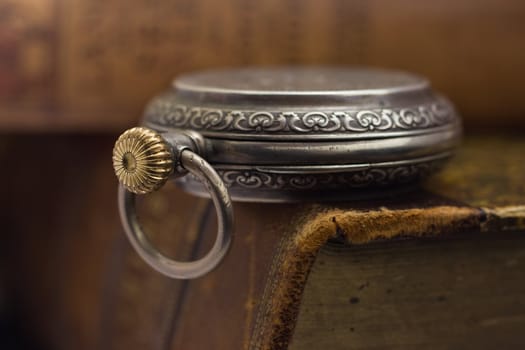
[[1, 0, 525, 131]]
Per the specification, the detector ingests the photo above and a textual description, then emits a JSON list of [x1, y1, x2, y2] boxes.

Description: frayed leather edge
[[251, 205, 490, 350]]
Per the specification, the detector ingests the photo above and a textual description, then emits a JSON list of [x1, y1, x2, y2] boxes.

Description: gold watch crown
[[112, 127, 174, 194]]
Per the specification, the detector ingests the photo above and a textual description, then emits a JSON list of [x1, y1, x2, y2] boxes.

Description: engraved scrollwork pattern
[[215, 160, 443, 191], [145, 97, 457, 135], [233, 111, 287, 132]]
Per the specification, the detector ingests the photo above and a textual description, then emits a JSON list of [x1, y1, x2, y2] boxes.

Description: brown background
[[1, 0, 525, 131]]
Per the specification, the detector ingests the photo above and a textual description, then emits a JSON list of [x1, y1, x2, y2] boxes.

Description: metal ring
[[118, 149, 233, 279]]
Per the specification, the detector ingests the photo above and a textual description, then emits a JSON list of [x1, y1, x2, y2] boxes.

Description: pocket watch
[[112, 67, 461, 279]]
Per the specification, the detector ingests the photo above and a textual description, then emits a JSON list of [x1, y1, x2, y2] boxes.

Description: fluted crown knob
[[112, 127, 174, 194]]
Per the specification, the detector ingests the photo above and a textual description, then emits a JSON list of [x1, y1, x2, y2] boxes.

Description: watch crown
[[112, 127, 174, 194]]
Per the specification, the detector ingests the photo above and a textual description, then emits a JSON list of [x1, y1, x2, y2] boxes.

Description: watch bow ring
[[113, 127, 233, 279]]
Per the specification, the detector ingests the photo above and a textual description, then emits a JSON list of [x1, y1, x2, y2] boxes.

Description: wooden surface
[[1, 135, 120, 349], [1, 0, 525, 131], [291, 232, 525, 349], [0, 134, 301, 350]]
